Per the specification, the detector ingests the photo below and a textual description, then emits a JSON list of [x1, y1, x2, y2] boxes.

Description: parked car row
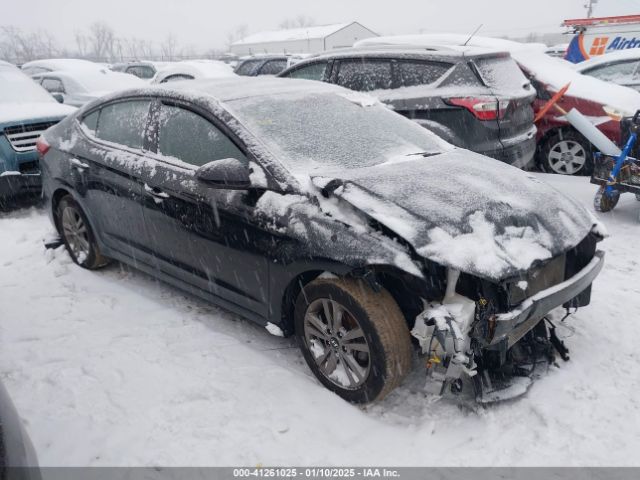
[[343, 35, 640, 176], [279, 45, 537, 169]]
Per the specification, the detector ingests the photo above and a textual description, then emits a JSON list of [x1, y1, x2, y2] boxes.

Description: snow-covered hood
[[0, 102, 75, 127], [311, 149, 595, 281]]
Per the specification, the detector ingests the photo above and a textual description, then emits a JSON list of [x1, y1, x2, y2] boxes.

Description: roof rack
[[563, 14, 640, 29]]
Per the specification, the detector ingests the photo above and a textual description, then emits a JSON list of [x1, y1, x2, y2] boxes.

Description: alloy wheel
[[61, 205, 91, 262], [303, 298, 371, 390], [548, 140, 587, 175]]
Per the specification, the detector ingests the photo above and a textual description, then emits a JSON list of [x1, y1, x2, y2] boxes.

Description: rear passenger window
[[157, 105, 247, 167], [41, 78, 65, 93], [95, 100, 151, 149], [258, 60, 288, 76], [82, 111, 99, 134], [235, 60, 261, 76], [285, 62, 328, 81], [336, 60, 393, 91], [397, 61, 451, 87]]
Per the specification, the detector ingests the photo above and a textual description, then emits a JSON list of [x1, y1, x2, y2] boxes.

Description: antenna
[[585, 0, 598, 18], [463, 24, 483, 46]]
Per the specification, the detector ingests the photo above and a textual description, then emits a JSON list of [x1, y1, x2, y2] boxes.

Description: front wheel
[[541, 131, 593, 176], [56, 195, 109, 269], [294, 277, 413, 404]]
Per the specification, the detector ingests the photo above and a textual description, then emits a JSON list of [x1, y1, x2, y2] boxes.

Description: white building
[[230, 22, 378, 56]]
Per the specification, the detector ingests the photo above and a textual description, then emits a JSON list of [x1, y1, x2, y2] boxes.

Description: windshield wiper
[[406, 151, 440, 158]]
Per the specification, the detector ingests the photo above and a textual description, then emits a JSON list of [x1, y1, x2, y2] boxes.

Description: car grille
[[505, 254, 567, 307], [3, 121, 58, 152], [504, 233, 597, 308]]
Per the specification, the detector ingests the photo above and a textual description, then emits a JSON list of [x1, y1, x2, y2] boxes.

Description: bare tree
[[88, 22, 116, 61], [279, 15, 316, 29], [225, 24, 249, 49], [160, 34, 178, 60], [0, 25, 60, 63]]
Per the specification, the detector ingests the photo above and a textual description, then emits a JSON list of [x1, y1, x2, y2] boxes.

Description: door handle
[[70, 158, 89, 171], [144, 183, 170, 203]]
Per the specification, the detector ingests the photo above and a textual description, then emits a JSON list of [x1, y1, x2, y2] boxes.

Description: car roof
[[149, 76, 343, 103], [21, 58, 101, 71], [239, 55, 290, 61], [288, 44, 506, 66], [574, 49, 640, 70]]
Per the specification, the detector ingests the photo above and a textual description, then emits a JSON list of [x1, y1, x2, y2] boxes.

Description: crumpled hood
[[311, 149, 595, 281]]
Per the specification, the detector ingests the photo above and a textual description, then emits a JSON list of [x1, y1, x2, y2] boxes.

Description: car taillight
[[36, 136, 50, 157], [446, 97, 510, 121]]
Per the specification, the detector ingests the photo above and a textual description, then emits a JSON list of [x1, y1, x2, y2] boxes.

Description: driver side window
[[157, 104, 247, 167]]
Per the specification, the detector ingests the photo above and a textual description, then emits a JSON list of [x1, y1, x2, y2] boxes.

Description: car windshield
[[0, 66, 55, 103], [230, 92, 445, 173]]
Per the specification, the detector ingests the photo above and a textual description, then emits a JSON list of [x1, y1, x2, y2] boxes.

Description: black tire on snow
[[294, 277, 413, 404], [56, 195, 110, 269]]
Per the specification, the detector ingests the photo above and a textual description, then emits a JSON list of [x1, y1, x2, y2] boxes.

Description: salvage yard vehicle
[[32, 68, 145, 107], [278, 46, 538, 169], [20, 58, 102, 76], [356, 35, 640, 176], [110, 61, 169, 81], [39, 77, 605, 403], [234, 55, 293, 76], [0, 61, 75, 208], [152, 60, 236, 84], [572, 49, 640, 92]]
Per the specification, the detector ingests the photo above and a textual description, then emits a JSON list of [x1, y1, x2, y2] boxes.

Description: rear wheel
[[542, 131, 593, 176], [56, 195, 109, 269], [294, 277, 413, 403]]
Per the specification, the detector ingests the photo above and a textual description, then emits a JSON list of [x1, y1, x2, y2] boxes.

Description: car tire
[[56, 195, 109, 269], [294, 277, 413, 404], [594, 186, 620, 212], [541, 130, 593, 176]]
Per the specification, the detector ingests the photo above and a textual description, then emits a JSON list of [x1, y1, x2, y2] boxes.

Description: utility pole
[[585, 0, 598, 18]]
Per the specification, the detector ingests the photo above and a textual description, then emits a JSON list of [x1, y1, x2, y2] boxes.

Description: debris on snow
[[265, 322, 284, 337]]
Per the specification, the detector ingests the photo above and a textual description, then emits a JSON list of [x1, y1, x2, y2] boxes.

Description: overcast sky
[[4, 0, 640, 51]]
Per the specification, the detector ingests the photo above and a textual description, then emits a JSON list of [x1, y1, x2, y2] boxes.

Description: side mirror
[[195, 158, 251, 189], [52, 93, 64, 103]]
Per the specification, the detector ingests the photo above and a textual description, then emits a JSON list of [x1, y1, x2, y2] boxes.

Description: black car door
[[138, 99, 271, 318], [73, 99, 155, 266]]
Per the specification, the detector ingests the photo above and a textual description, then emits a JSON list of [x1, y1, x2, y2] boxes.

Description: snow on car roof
[[355, 34, 546, 54], [157, 75, 344, 102], [153, 61, 235, 83], [573, 49, 640, 71], [232, 23, 351, 45], [38, 69, 145, 93], [21, 58, 103, 72]]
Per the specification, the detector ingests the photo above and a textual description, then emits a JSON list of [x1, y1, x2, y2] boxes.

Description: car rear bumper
[[480, 134, 537, 170], [0, 173, 42, 203], [488, 250, 605, 348]]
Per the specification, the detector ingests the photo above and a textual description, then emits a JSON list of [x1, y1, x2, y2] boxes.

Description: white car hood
[[0, 102, 76, 125]]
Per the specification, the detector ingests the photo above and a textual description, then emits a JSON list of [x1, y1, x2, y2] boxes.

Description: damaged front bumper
[[412, 250, 605, 401], [489, 250, 605, 349]]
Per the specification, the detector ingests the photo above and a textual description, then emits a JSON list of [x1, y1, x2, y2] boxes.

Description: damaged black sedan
[[39, 77, 605, 403]]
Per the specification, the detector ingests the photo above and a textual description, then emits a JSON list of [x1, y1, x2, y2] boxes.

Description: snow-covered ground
[[1, 173, 639, 466]]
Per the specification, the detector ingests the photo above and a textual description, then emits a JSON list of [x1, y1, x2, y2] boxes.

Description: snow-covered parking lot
[[1, 173, 639, 466]]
